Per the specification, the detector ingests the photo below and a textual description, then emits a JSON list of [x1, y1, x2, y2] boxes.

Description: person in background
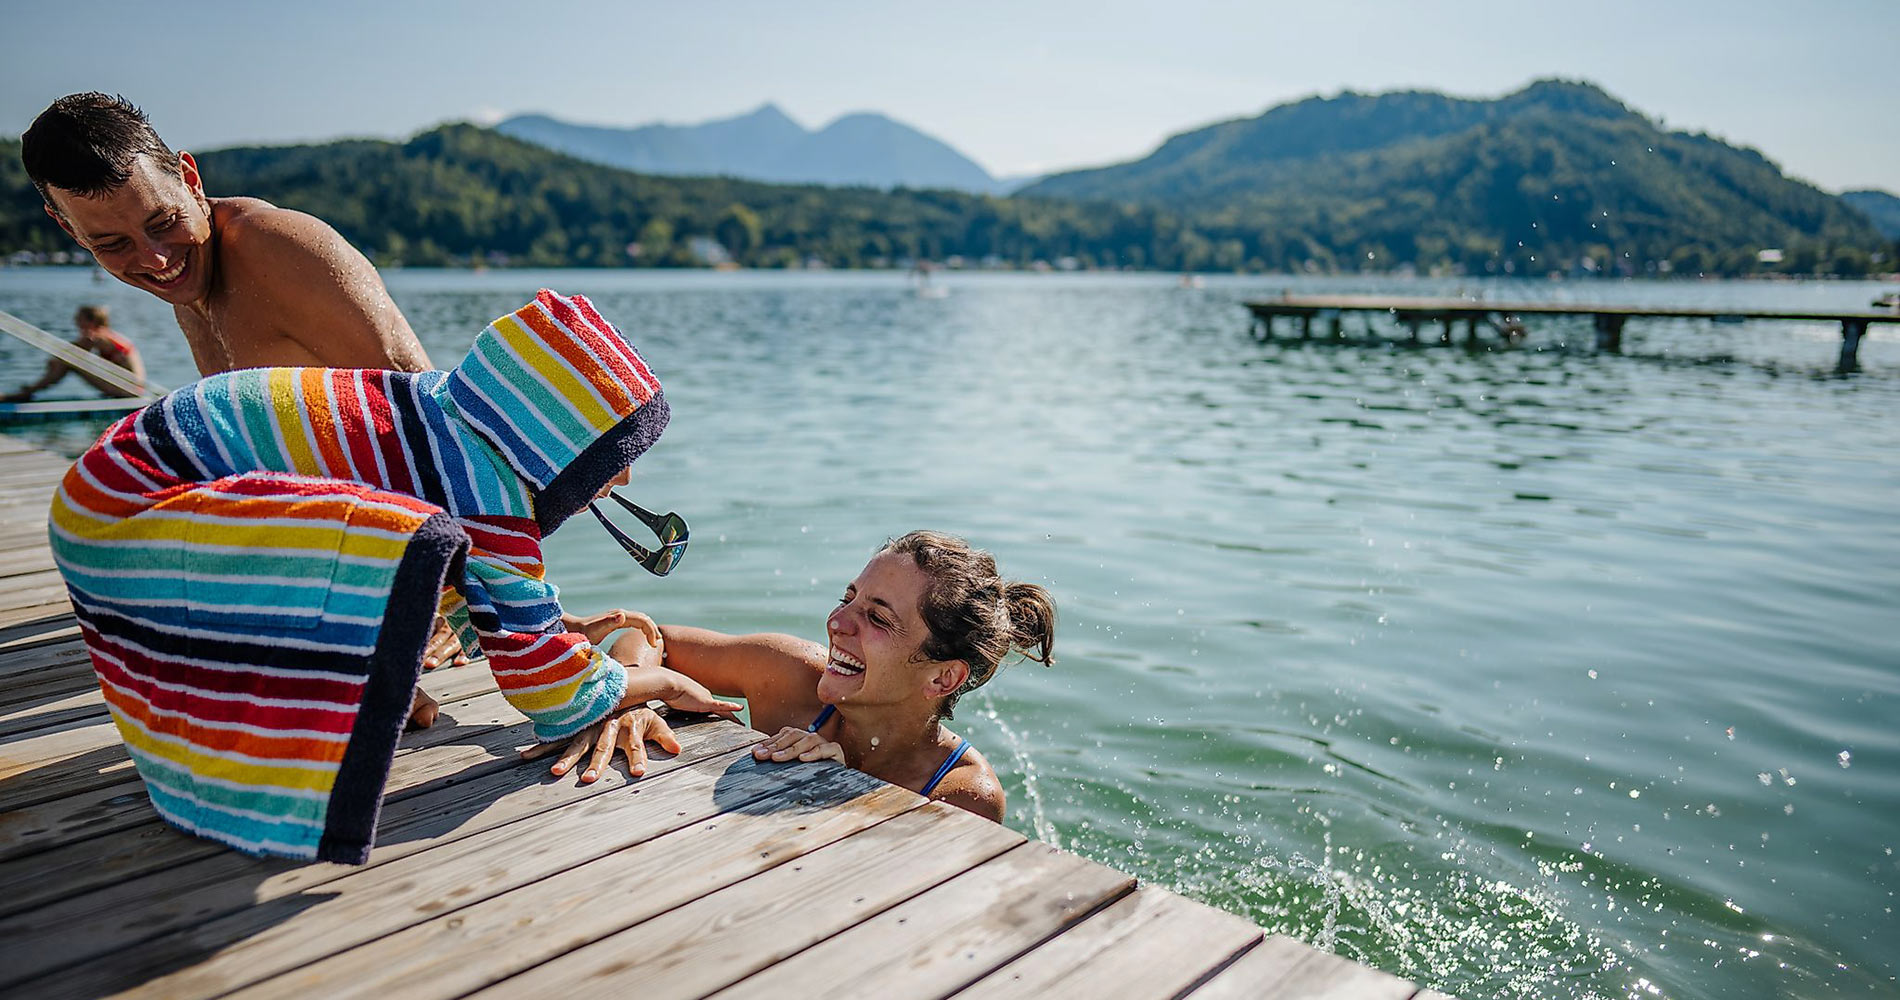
[[1, 305, 145, 402], [601, 531, 1056, 822]]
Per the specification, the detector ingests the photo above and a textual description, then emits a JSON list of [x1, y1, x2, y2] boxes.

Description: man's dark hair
[[21, 93, 178, 202]]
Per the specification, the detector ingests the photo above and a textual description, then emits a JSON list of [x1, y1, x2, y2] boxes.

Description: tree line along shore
[[4, 84, 1895, 279]]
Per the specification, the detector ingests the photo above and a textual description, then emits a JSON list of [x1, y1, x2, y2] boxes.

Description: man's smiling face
[[45, 151, 214, 307]]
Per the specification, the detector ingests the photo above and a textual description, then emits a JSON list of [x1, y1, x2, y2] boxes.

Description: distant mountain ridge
[[496, 105, 1016, 194], [1843, 190, 1900, 240], [1018, 80, 1885, 274]]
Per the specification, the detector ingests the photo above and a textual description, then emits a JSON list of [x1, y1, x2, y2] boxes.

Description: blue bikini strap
[[807, 704, 836, 733], [921, 739, 972, 797]]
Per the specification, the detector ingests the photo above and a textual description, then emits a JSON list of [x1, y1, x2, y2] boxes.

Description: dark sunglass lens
[[655, 544, 686, 576], [660, 515, 687, 545]]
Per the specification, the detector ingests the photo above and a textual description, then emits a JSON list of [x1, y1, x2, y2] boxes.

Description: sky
[[5, 0, 1896, 193]]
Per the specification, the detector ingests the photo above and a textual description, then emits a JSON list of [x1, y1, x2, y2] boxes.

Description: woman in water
[[600, 531, 1055, 821]]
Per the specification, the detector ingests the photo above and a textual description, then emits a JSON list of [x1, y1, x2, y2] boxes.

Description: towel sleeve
[[457, 549, 628, 742]]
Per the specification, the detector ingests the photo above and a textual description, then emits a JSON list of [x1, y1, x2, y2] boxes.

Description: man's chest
[[175, 302, 325, 374]]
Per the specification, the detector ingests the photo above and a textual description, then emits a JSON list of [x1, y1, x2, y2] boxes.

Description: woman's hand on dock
[[521, 706, 683, 783], [752, 727, 846, 766]]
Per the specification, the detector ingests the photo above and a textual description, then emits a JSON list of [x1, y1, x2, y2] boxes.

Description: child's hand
[[421, 616, 469, 669], [561, 608, 658, 648], [407, 686, 439, 730], [752, 726, 847, 765], [521, 705, 682, 783]]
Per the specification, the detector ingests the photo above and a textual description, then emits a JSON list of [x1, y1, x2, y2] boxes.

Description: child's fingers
[[542, 728, 593, 774], [619, 723, 650, 777], [645, 714, 683, 755], [580, 716, 621, 783]]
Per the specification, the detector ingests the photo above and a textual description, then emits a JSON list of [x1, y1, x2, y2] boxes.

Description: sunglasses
[[588, 490, 689, 577]]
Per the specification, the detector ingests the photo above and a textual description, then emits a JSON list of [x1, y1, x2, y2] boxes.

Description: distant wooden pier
[[0, 434, 1455, 1000], [1245, 294, 1900, 369]]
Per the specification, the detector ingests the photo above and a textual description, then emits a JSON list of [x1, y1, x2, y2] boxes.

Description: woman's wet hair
[[22, 93, 178, 202], [882, 530, 1055, 719]]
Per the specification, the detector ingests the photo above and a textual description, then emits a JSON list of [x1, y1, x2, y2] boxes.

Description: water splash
[[973, 691, 1061, 849]]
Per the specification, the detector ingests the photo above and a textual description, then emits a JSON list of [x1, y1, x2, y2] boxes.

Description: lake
[[3, 267, 1897, 999]]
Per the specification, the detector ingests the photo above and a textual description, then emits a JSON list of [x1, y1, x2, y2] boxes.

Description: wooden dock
[[1245, 294, 1900, 369], [0, 433, 1452, 1000]]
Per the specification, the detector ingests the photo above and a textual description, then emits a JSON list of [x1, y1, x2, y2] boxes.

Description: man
[[21, 93, 430, 375], [22, 93, 460, 719], [1, 305, 145, 402]]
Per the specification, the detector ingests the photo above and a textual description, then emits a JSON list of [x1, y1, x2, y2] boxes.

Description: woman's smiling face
[[819, 550, 943, 707]]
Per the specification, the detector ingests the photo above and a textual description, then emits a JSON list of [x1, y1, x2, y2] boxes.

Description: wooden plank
[[17, 747, 853, 999], [0, 718, 762, 979], [0, 635, 86, 678], [465, 802, 1024, 1000], [0, 656, 92, 709], [0, 607, 74, 643], [0, 710, 542, 868], [233, 774, 937, 1000], [0, 595, 70, 630], [710, 841, 1136, 1000], [0, 682, 536, 902], [0, 703, 730, 916], [955, 887, 1263, 999], [0, 684, 103, 739], [1185, 934, 1417, 1000], [0, 658, 507, 813], [0, 549, 54, 579]]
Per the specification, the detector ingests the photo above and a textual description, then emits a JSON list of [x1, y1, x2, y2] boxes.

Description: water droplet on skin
[[1838, 750, 1851, 768]]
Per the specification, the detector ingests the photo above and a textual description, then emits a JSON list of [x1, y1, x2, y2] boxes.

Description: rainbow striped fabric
[[48, 290, 669, 863]]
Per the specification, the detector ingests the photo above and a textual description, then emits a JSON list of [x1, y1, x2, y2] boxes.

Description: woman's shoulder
[[928, 743, 1006, 823]]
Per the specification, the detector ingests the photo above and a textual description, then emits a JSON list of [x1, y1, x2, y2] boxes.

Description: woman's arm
[[611, 624, 824, 733]]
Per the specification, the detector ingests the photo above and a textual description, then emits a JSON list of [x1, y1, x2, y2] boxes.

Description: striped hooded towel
[[48, 290, 668, 863]]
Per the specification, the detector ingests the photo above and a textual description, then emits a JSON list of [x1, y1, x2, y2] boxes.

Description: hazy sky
[[5, 0, 1895, 192]]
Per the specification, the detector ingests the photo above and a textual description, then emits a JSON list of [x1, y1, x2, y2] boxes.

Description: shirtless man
[[21, 93, 429, 375], [22, 93, 459, 721]]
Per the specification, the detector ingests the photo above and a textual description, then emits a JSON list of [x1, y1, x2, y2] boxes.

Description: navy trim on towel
[[318, 512, 469, 865], [532, 393, 670, 537]]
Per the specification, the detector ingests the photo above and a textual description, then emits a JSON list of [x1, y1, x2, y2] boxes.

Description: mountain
[[1843, 190, 1900, 239], [0, 126, 1154, 269], [494, 105, 1011, 194], [1019, 80, 1887, 275]]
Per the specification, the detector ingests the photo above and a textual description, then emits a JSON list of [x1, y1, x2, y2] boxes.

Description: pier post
[[1839, 319, 1867, 371], [1593, 313, 1626, 352], [1465, 316, 1480, 345], [1301, 314, 1313, 340], [1405, 318, 1421, 343], [1331, 315, 1344, 339], [1440, 317, 1454, 345]]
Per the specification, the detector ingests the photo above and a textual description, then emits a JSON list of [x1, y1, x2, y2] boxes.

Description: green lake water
[[4, 268, 1897, 999]]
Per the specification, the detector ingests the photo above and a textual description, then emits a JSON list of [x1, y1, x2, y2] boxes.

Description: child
[[49, 289, 731, 863]]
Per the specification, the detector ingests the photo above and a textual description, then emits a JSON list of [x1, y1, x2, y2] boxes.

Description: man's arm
[[1, 357, 70, 402], [221, 205, 433, 371]]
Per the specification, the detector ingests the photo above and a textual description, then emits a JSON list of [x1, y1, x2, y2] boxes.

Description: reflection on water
[[4, 269, 1897, 999]]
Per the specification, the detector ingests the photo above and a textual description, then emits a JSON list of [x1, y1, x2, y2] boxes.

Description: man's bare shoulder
[[213, 199, 353, 261]]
